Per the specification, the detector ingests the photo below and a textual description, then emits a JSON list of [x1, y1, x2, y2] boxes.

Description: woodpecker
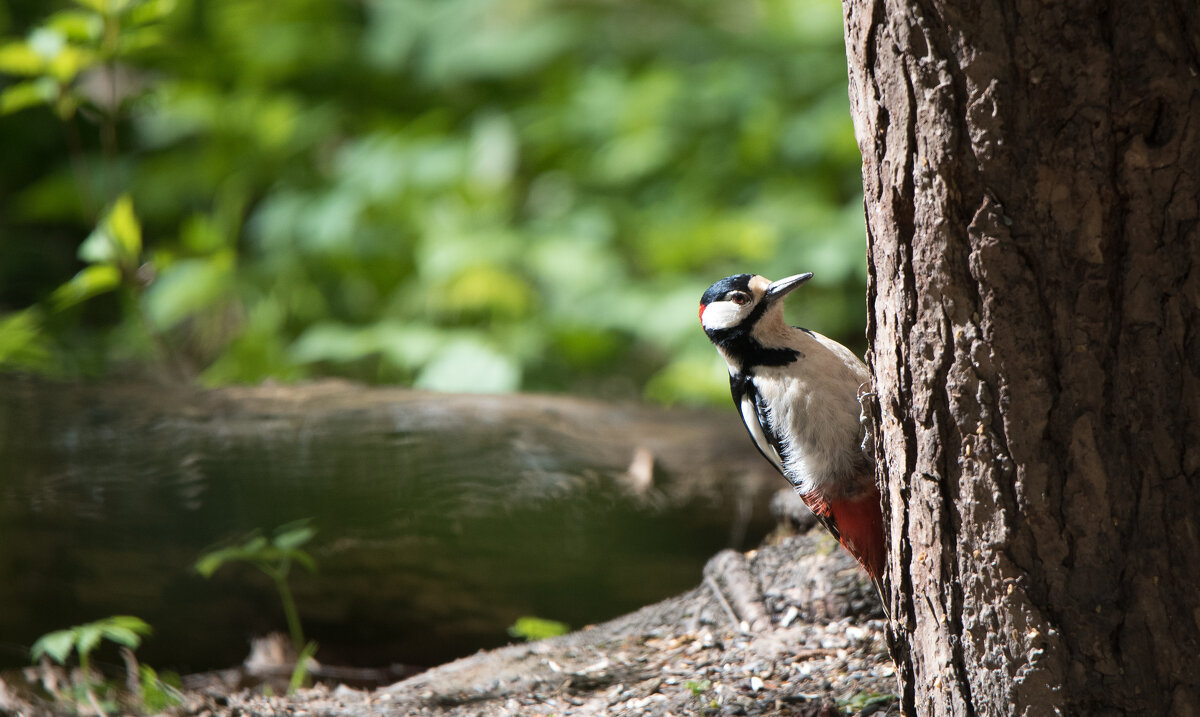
[[699, 272, 884, 586]]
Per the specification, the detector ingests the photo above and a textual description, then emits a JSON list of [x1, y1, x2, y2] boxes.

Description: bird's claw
[[857, 382, 877, 461]]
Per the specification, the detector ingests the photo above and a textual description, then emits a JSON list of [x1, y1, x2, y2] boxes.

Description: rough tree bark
[[843, 0, 1200, 714]]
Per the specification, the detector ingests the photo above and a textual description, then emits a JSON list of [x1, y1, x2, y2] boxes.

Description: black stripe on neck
[[706, 313, 799, 369]]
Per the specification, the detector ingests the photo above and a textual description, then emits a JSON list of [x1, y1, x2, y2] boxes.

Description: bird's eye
[[729, 292, 750, 306]]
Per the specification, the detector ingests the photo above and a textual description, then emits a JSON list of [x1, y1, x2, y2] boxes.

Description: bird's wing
[[729, 373, 786, 475], [798, 490, 842, 542]]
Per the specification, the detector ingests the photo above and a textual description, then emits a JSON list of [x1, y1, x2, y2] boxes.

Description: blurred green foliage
[[30, 614, 182, 713], [0, 0, 866, 404], [195, 520, 317, 654], [507, 615, 570, 642]]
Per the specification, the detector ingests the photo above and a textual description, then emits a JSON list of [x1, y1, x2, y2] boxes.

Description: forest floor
[[2, 377, 897, 716], [3, 528, 898, 717]]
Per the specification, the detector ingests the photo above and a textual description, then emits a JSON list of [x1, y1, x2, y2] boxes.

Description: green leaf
[[289, 549, 317, 574], [414, 339, 520, 393], [289, 322, 382, 365], [51, 264, 121, 310], [372, 323, 444, 371], [117, 26, 165, 54], [437, 264, 534, 320], [107, 615, 151, 629], [143, 252, 233, 329], [72, 0, 110, 13], [179, 213, 228, 253], [47, 10, 104, 42], [644, 354, 731, 406], [0, 309, 52, 370], [98, 625, 143, 649], [272, 523, 315, 551], [78, 194, 142, 268], [194, 546, 238, 577], [139, 664, 183, 711], [102, 615, 152, 640], [46, 45, 95, 83], [107, 194, 142, 258], [196, 535, 272, 576], [128, 0, 176, 26], [507, 616, 569, 642], [0, 77, 58, 114], [79, 226, 117, 264], [242, 535, 269, 553], [0, 41, 45, 76], [72, 0, 131, 14], [31, 630, 76, 664], [197, 524, 319, 583], [75, 624, 103, 657]]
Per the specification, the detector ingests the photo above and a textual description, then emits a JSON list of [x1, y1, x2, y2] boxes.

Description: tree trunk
[[843, 0, 1200, 714]]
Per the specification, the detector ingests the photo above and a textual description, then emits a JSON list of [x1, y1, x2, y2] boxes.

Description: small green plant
[[507, 616, 570, 642], [195, 520, 318, 691], [839, 691, 898, 713], [30, 615, 154, 713], [685, 679, 712, 697], [685, 679, 720, 711], [136, 664, 184, 713], [31, 615, 151, 684], [289, 640, 320, 693]]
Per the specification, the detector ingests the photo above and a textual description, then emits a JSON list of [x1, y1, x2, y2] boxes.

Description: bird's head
[[698, 272, 813, 338]]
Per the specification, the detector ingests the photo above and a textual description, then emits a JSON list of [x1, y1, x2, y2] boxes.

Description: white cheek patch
[[701, 301, 748, 330]]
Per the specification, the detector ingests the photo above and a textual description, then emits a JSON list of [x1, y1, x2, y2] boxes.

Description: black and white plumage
[[699, 272, 884, 582]]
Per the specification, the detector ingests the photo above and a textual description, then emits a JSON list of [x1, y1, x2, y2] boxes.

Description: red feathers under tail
[[829, 488, 885, 583], [801, 486, 886, 583]]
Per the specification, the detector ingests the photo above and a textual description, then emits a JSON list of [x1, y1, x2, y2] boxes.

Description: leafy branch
[[0, 0, 176, 211]]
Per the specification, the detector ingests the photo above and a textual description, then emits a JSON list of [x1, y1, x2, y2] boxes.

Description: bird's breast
[[750, 362, 867, 496]]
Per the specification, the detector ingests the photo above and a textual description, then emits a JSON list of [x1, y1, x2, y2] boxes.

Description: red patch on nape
[[698, 303, 706, 322]]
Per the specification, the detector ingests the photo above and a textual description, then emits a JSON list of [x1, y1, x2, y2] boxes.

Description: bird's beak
[[765, 272, 813, 301]]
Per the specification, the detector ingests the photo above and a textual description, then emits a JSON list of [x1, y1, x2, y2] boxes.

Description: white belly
[[749, 334, 869, 496]]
